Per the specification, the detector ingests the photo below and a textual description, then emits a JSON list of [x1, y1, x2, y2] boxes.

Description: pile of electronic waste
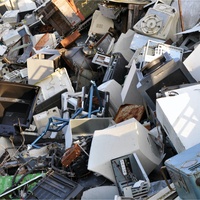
[[0, 0, 200, 199]]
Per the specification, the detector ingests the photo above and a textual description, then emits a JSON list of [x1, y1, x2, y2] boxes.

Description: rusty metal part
[[34, 33, 49, 50], [2, 57, 12, 64], [61, 143, 81, 167], [178, 0, 184, 31], [160, 166, 175, 191], [8, 0, 14, 10], [114, 104, 145, 123], [127, 3, 144, 29], [60, 30, 81, 48]]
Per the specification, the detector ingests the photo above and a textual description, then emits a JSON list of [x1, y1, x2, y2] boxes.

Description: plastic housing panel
[[27, 53, 60, 85], [88, 118, 163, 183], [33, 106, 61, 137], [98, 79, 122, 118], [103, 53, 128, 85], [88, 10, 114, 36], [111, 153, 150, 199], [156, 84, 200, 153], [35, 68, 74, 105], [25, 171, 83, 200], [34, 89, 67, 114], [65, 118, 114, 149], [98, 3, 121, 19], [133, 3, 178, 41]]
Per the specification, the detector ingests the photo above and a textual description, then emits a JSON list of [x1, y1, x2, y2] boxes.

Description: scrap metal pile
[[0, 0, 200, 199]]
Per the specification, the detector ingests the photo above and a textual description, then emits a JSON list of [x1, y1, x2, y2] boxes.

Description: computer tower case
[[165, 143, 200, 199], [111, 153, 150, 199], [103, 52, 128, 85]]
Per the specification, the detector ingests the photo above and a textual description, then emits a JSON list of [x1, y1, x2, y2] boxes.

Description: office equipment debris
[[0, 0, 200, 198]]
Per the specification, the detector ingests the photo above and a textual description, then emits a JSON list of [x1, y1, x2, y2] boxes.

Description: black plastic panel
[[25, 171, 83, 200], [103, 53, 128, 85]]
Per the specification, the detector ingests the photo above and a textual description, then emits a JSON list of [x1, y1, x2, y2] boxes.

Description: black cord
[[50, 149, 69, 175]]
